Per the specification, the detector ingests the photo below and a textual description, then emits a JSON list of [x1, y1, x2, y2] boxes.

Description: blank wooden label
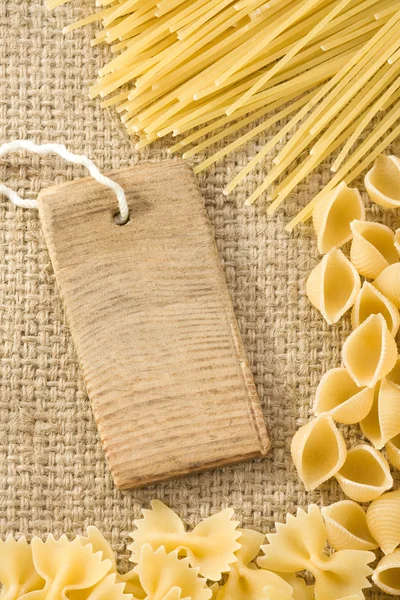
[[37, 161, 270, 489]]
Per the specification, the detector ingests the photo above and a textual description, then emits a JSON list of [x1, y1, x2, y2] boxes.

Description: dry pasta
[[386, 434, 400, 470], [134, 545, 211, 600], [312, 182, 364, 254], [321, 501, 378, 552], [262, 584, 293, 600], [79, 527, 143, 597], [291, 414, 347, 491], [373, 263, 400, 308], [45, 0, 400, 227], [0, 536, 44, 599], [257, 504, 374, 600], [278, 575, 314, 600], [306, 248, 360, 325], [335, 444, 393, 502], [349, 220, 399, 279], [23, 536, 115, 600], [0, 502, 380, 600], [128, 500, 241, 581], [342, 313, 397, 389], [214, 529, 292, 600], [395, 228, 400, 255], [367, 490, 400, 555], [351, 281, 400, 337], [313, 367, 374, 425], [373, 550, 400, 595], [360, 375, 400, 449], [365, 155, 400, 209]]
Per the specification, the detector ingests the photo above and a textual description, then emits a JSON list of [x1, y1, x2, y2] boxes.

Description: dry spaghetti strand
[[52, 0, 400, 227]]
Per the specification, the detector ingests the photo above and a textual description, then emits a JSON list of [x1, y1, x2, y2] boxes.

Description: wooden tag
[[37, 161, 269, 490]]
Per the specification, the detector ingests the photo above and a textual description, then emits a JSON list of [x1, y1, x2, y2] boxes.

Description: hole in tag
[[113, 211, 130, 226]]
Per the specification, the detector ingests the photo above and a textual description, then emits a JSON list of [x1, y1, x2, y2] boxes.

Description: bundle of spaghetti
[[53, 0, 400, 227]]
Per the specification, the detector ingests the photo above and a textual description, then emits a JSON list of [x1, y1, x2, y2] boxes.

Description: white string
[[0, 140, 129, 222]]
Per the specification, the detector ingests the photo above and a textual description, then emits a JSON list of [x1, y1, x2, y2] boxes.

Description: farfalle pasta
[[350, 220, 399, 279], [367, 490, 400, 556], [278, 575, 314, 600], [262, 586, 293, 600], [373, 263, 400, 308], [291, 414, 346, 491], [79, 527, 143, 598], [257, 505, 374, 600], [365, 155, 400, 209], [335, 444, 393, 502], [0, 503, 380, 600], [351, 281, 400, 337], [312, 182, 365, 254], [215, 529, 291, 600], [0, 536, 44, 600], [342, 313, 397, 389], [69, 574, 131, 600], [129, 500, 241, 581], [134, 545, 211, 600], [79, 527, 116, 569], [321, 501, 378, 552], [21, 536, 112, 600], [313, 368, 374, 425], [306, 249, 360, 325]]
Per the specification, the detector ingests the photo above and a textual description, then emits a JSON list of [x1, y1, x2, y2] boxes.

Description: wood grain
[[37, 161, 270, 490]]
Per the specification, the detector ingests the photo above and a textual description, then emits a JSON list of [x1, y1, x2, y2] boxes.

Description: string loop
[[0, 140, 129, 223]]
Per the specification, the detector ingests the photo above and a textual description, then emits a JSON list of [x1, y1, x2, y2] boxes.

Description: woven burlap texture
[[0, 1, 399, 596]]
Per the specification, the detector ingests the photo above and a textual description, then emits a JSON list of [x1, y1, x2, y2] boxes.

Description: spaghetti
[[46, 0, 400, 228]]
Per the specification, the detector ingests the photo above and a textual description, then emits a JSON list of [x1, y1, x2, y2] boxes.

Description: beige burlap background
[[0, 1, 399, 597]]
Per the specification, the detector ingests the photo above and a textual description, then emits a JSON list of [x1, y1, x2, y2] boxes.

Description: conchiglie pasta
[[335, 444, 393, 502], [365, 155, 400, 209], [313, 368, 374, 425], [342, 313, 397, 389], [291, 414, 346, 492], [351, 281, 400, 337], [373, 550, 400, 595], [367, 490, 400, 556], [360, 378, 400, 449], [386, 434, 400, 470], [306, 249, 360, 325], [312, 182, 365, 254], [387, 357, 400, 388], [321, 501, 378, 552], [373, 263, 400, 309], [395, 228, 400, 256], [350, 220, 398, 279]]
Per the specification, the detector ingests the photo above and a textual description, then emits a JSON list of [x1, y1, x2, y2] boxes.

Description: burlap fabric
[[0, 1, 399, 596]]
